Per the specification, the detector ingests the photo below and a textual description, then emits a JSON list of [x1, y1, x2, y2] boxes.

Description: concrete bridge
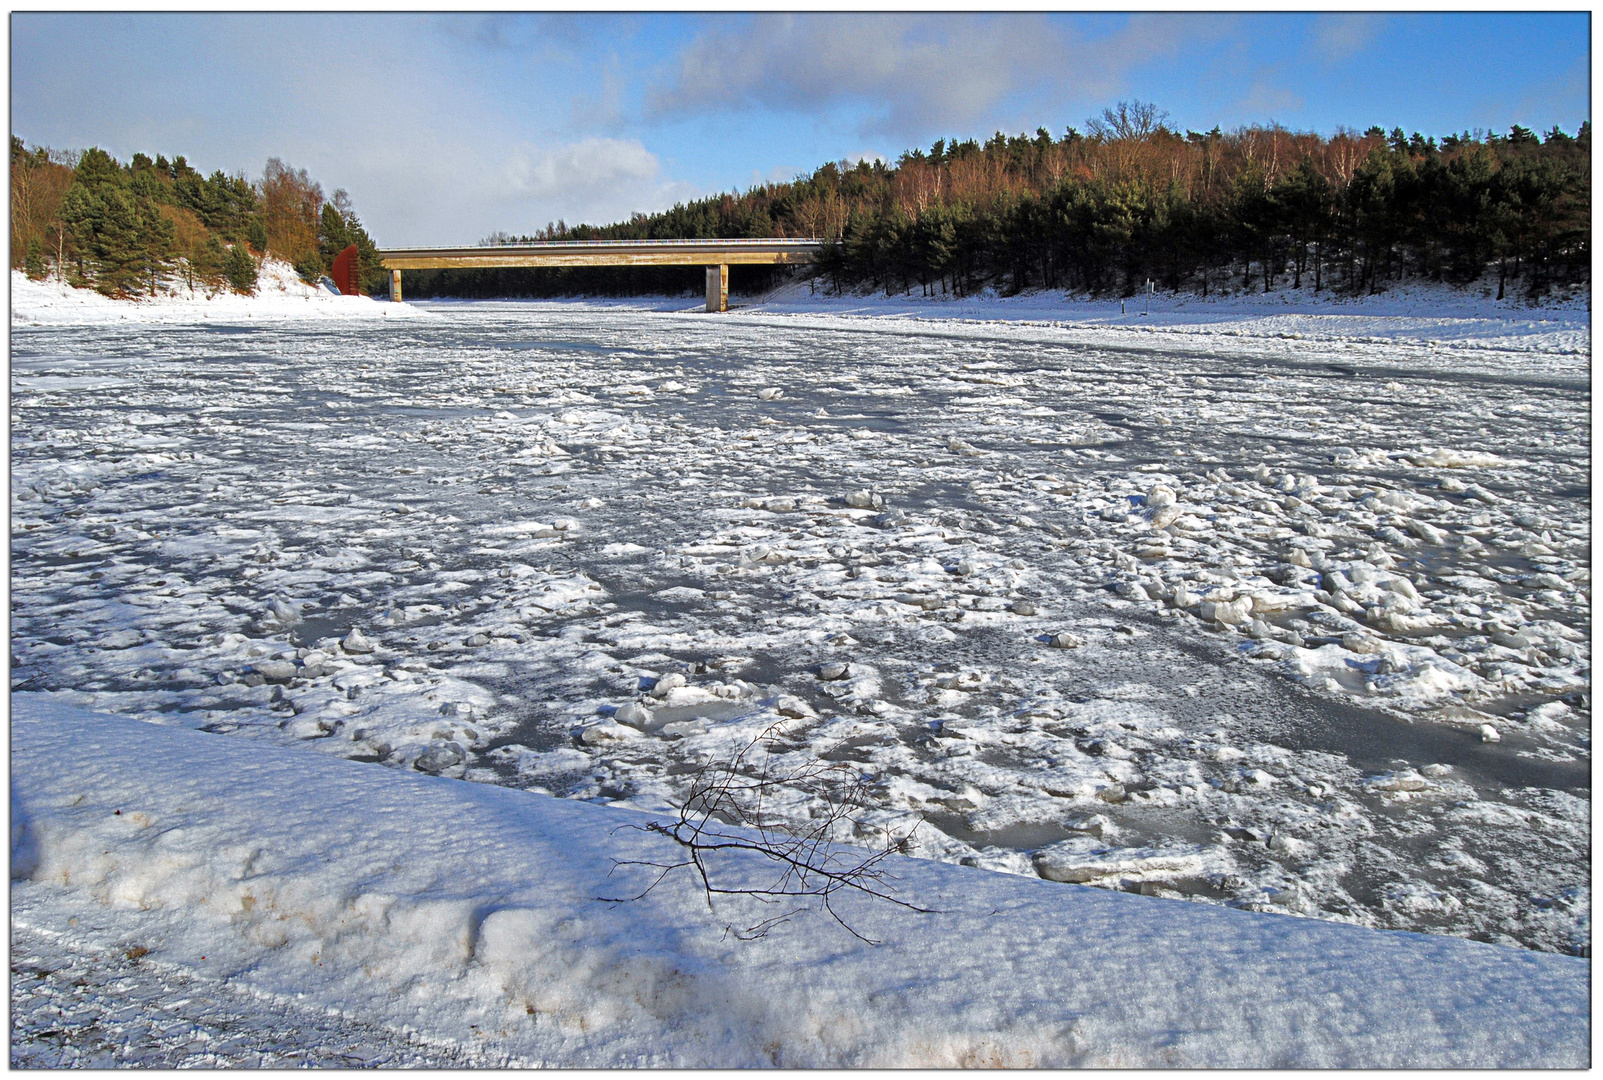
[[377, 238, 823, 312]]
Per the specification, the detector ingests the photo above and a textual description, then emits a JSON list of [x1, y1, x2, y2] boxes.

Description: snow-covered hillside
[[11, 696, 1588, 1067], [11, 261, 427, 325]]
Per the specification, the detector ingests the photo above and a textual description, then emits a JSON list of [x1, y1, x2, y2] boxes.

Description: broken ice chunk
[[250, 660, 297, 683], [649, 673, 687, 697], [1032, 843, 1212, 887], [1407, 519, 1449, 545], [415, 743, 465, 774], [1200, 597, 1252, 625], [774, 695, 817, 719], [581, 721, 641, 745], [658, 720, 708, 738], [615, 701, 654, 729], [1366, 770, 1433, 793], [266, 597, 302, 628]]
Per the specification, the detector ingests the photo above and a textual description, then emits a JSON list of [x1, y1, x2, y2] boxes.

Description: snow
[[10, 921, 472, 1068], [414, 275, 1588, 374], [11, 695, 1589, 1067], [11, 261, 428, 325], [747, 276, 1590, 367], [9, 273, 1590, 1060]]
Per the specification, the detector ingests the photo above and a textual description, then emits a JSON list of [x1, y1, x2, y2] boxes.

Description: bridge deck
[[378, 238, 822, 270]]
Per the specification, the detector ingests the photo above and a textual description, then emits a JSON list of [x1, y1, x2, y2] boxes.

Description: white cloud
[[500, 138, 660, 201], [647, 13, 1215, 137], [1235, 81, 1305, 119], [9, 14, 710, 245], [1310, 14, 1385, 64]]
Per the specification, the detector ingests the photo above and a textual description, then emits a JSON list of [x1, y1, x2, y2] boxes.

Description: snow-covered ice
[[10, 697, 1588, 1067], [9, 279, 1590, 1059]]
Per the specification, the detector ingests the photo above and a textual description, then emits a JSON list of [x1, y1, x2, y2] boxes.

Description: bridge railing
[[470, 237, 823, 247], [380, 238, 824, 253]]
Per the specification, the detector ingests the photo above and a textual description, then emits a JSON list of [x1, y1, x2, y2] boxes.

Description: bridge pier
[[391, 269, 402, 303], [705, 264, 728, 312]]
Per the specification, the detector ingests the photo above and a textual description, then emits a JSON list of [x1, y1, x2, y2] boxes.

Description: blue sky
[[11, 11, 1591, 246]]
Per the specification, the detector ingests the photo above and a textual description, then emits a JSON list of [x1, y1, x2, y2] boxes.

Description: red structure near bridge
[[331, 245, 360, 296]]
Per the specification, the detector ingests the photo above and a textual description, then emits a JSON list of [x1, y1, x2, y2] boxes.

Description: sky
[[10, 11, 1592, 247]]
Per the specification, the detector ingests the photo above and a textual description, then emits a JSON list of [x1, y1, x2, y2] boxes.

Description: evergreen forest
[[11, 137, 386, 297], [407, 103, 1589, 304]]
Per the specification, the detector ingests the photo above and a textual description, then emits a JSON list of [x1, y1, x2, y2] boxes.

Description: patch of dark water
[[1159, 626, 1591, 796], [1291, 702, 1589, 794], [291, 613, 360, 648]]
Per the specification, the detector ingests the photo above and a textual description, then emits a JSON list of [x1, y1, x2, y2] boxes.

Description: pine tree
[[60, 179, 141, 294], [317, 201, 351, 265], [223, 242, 258, 294], [294, 253, 324, 283], [1274, 158, 1332, 290], [190, 234, 225, 289], [58, 146, 176, 295], [135, 197, 175, 294], [25, 237, 46, 280]]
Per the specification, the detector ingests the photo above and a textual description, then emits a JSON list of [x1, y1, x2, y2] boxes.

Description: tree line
[[11, 137, 386, 298], [407, 102, 1588, 303]]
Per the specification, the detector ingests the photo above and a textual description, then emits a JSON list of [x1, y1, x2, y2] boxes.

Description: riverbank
[[15, 267, 1585, 361], [11, 261, 427, 325], [12, 695, 1589, 1067]]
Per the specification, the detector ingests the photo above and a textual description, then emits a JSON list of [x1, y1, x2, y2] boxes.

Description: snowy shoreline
[[11, 262, 428, 325], [11, 695, 1589, 1067], [14, 268, 1587, 358]]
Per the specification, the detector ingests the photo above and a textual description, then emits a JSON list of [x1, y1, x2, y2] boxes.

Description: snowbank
[[749, 276, 1590, 356], [11, 260, 429, 325], [11, 694, 1587, 1067], [415, 276, 1588, 361]]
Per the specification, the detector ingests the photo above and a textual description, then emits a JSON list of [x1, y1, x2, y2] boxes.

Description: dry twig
[[600, 721, 932, 943]]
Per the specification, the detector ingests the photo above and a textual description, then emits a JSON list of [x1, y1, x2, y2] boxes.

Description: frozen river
[[10, 301, 1589, 955]]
